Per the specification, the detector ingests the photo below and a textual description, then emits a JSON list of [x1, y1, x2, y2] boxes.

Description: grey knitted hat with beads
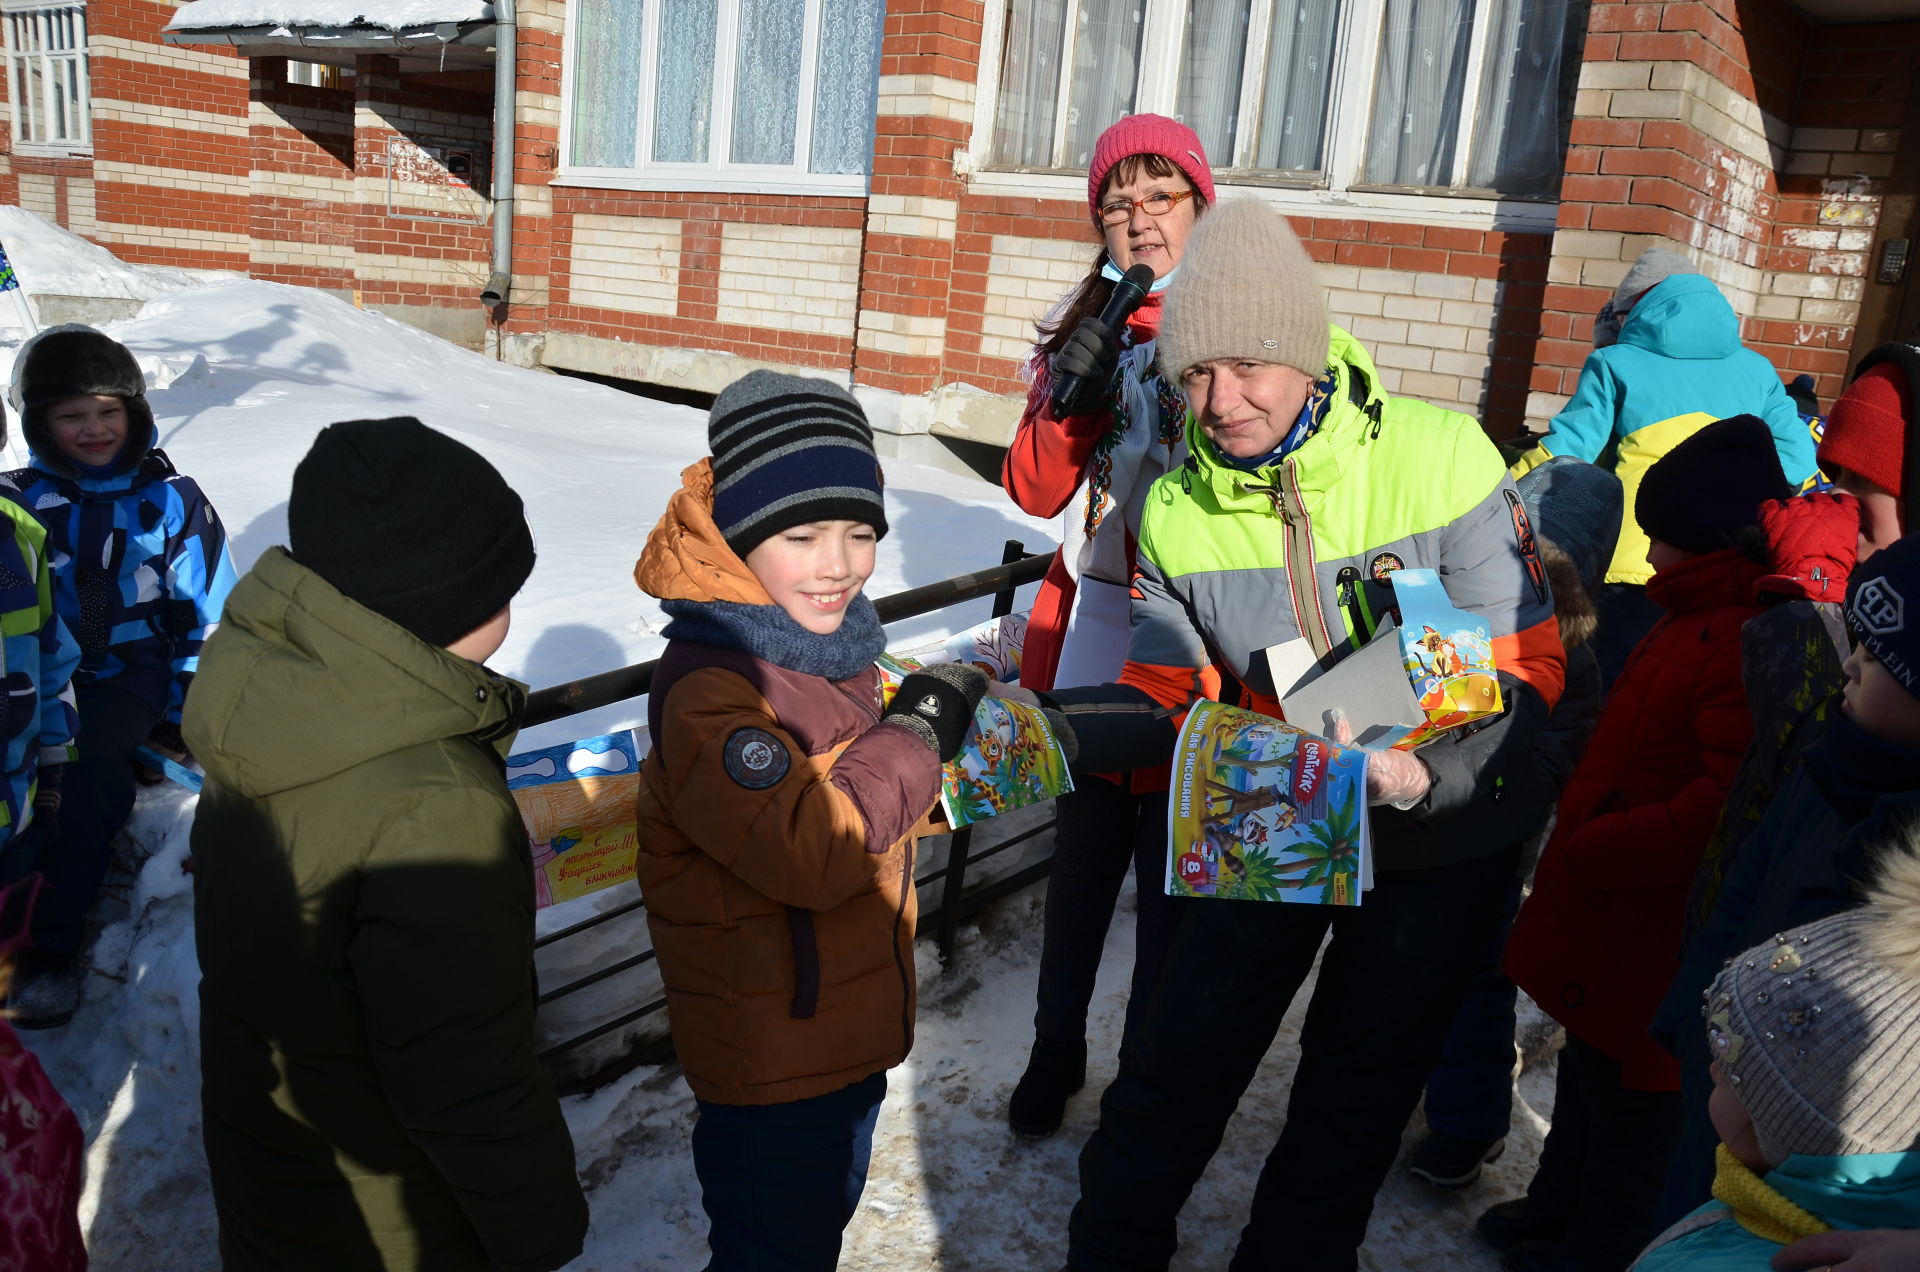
[[1703, 820, 1920, 1167], [1155, 198, 1330, 383]]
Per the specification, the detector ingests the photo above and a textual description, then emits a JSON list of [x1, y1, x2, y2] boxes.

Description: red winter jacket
[[1001, 293, 1169, 692], [1505, 548, 1764, 1091]]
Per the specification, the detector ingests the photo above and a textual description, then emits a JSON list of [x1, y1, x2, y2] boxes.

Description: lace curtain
[[655, 0, 718, 163], [568, 0, 645, 166], [812, 0, 886, 173]]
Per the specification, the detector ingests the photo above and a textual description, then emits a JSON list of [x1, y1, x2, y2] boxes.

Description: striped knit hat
[[707, 370, 888, 557], [1703, 816, 1920, 1166]]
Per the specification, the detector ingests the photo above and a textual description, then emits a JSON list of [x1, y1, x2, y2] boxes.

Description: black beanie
[[12, 325, 154, 473], [707, 370, 888, 557], [1636, 414, 1792, 557], [1848, 535, 1920, 702], [288, 417, 535, 646]]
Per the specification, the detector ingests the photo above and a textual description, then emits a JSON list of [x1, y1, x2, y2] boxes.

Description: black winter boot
[[1008, 1036, 1087, 1138]]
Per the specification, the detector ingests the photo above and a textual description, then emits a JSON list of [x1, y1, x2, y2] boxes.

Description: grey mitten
[[1041, 708, 1080, 766], [883, 662, 990, 762]]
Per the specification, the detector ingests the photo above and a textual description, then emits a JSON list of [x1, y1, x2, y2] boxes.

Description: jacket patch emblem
[[1368, 552, 1404, 581], [1853, 575, 1904, 636], [723, 727, 790, 790], [1504, 489, 1548, 604]]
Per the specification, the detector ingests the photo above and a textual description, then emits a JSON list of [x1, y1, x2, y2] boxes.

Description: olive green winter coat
[[185, 547, 587, 1272]]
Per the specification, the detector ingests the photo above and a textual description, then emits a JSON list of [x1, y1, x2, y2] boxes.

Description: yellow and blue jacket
[[1512, 273, 1819, 585]]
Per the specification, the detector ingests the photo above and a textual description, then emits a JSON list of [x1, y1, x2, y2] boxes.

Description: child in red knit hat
[[1819, 344, 1919, 558]]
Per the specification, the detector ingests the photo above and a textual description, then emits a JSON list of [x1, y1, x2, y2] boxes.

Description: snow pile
[[0, 206, 238, 302], [167, 1, 495, 31]]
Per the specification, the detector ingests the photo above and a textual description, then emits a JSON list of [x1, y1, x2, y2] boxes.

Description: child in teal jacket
[[1629, 813, 1920, 1270]]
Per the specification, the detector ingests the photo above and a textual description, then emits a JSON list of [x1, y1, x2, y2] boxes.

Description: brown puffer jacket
[[633, 460, 942, 1105]]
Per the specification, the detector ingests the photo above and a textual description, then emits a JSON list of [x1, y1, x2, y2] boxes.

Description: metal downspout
[[480, 0, 517, 306]]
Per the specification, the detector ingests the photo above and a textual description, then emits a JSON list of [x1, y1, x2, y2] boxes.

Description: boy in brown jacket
[[633, 371, 987, 1271]]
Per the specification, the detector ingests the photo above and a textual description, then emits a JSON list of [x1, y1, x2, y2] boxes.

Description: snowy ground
[[4, 206, 1562, 1269]]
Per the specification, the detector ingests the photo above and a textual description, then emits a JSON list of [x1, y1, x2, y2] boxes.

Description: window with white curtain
[[1, 2, 88, 153], [563, 0, 886, 193], [987, 0, 1581, 199]]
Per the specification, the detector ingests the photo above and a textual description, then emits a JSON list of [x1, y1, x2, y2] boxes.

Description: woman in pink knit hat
[[999, 114, 1214, 1139]]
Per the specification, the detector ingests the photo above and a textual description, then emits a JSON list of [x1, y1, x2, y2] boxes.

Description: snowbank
[[167, 2, 495, 31], [0, 206, 238, 303]]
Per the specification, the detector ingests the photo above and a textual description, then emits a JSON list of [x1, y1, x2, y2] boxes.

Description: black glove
[[884, 662, 989, 763], [33, 763, 62, 843], [1050, 317, 1119, 418]]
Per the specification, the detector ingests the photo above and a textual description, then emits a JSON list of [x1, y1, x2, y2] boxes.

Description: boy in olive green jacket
[[187, 417, 587, 1272]]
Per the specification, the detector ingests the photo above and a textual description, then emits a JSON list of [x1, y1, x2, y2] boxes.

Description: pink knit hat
[[1086, 114, 1215, 222]]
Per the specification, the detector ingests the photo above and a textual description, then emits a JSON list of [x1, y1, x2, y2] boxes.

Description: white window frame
[[1, 0, 89, 156], [556, 0, 872, 198], [967, 0, 1559, 233]]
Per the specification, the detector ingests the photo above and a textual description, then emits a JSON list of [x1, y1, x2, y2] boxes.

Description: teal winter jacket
[[1514, 274, 1818, 585], [1631, 1151, 1920, 1270]]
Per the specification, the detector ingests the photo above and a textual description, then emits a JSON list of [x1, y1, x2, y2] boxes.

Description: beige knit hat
[[1703, 817, 1920, 1166], [1155, 197, 1330, 383]]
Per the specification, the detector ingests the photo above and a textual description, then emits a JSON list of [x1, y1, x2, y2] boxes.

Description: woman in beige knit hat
[[1000, 115, 1218, 1140], [1035, 197, 1569, 1270]]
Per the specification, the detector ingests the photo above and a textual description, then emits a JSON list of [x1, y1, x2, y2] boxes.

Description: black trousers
[[1524, 1034, 1682, 1272], [1033, 780, 1179, 1048], [1067, 843, 1523, 1272]]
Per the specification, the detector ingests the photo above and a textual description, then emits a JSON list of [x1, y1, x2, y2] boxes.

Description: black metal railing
[[532, 542, 1058, 1066]]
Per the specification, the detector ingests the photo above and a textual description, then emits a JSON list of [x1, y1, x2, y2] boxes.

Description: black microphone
[[1050, 263, 1158, 420]]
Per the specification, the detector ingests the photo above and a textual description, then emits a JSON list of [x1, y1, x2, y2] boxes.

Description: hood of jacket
[[633, 459, 778, 607], [1180, 325, 1384, 501], [184, 546, 524, 799], [1770, 1150, 1920, 1231], [1618, 274, 1742, 361]]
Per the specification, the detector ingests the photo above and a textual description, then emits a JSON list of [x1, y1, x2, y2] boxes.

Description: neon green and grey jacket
[[1512, 273, 1819, 585], [1059, 326, 1567, 871]]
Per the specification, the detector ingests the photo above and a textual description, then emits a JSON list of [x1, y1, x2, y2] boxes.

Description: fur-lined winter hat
[[1703, 816, 1920, 1166], [9, 324, 153, 473], [1518, 457, 1623, 595]]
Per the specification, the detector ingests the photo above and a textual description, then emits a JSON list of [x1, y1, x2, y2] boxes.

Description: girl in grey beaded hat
[[1629, 818, 1920, 1271]]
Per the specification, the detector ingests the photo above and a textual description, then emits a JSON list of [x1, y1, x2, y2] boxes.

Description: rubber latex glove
[[1326, 709, 1433, 810]]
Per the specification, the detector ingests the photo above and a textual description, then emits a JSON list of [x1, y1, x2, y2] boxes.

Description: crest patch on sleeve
[[723, 727, 791, 790]]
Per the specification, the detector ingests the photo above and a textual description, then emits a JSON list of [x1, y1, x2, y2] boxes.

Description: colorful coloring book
[[875, 648, 1073, 828], [507, 731, 642, 909], [1391, 569, 1503, 749], [1167, 701, 1370, 906]]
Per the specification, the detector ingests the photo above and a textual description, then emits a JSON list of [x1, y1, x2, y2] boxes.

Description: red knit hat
[[1086, 114, 1215, 223], [1821, 360, 1910, 497]]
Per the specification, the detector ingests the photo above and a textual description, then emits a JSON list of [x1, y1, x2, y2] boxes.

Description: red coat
[[1001, 293, 1169, 692], [1505, 549, 1763, 1091]]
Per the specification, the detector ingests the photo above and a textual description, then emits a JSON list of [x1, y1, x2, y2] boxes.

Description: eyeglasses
[[1098, 189, 1196, 225]]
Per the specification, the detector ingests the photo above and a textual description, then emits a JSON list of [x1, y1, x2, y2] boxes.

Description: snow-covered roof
[[166, 1, 495, 32]]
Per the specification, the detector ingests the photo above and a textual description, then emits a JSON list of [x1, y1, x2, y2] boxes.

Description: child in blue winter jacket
[[1629, 816, 1920, 1271], [0, 400, 83, 1029], [2, 325, 236, 1026]]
